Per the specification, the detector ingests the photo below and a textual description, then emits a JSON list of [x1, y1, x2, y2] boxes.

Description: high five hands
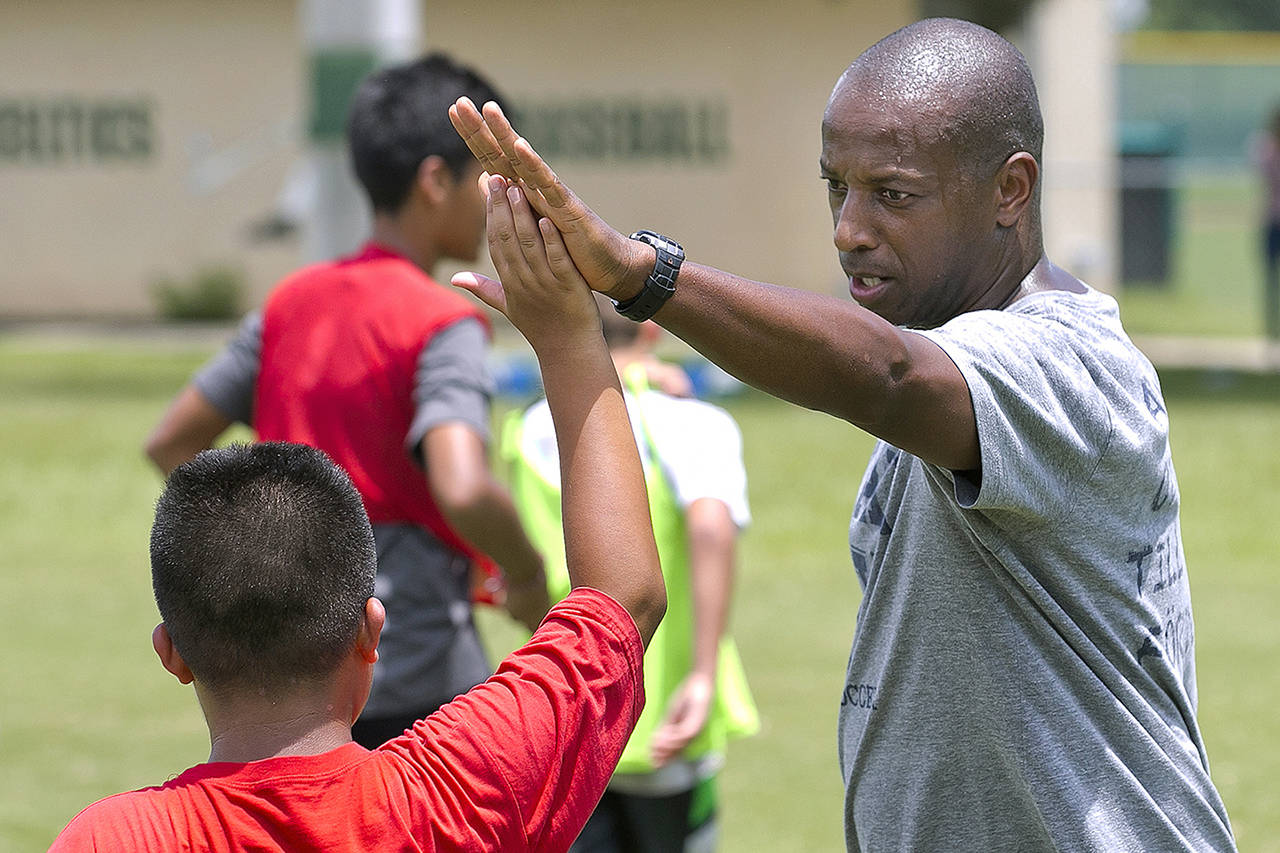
[[449, 170, 600, 353], [447, 97, 654, 305]]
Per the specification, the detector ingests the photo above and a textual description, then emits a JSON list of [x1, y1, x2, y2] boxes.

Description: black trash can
[[1119, 121, 1180, 286]]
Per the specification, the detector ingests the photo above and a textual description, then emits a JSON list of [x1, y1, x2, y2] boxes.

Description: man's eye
[[880, 188, 909, 202], [823, 178, 846, 194]]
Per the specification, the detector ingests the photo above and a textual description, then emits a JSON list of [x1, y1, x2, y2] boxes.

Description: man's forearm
[[652, 263, 979, 470], [655, 264, 908, 426]]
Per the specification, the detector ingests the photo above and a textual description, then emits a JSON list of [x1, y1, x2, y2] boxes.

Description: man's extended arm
[[645, 269, 977, 470], [449, 98, 978, 472]]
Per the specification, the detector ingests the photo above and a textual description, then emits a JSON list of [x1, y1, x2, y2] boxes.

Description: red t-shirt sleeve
[[377, 587, 645, 851], [48, 787, 170, 852]]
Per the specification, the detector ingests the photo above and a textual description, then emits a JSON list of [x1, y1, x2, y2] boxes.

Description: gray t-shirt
[[839, 287, 1235, 852], [193, 312, 496, 717]]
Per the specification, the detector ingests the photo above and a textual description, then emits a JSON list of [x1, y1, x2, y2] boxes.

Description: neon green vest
[[502, 371, 759, 775]]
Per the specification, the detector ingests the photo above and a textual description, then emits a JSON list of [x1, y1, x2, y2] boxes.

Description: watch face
[[631, 230, 684, 260]]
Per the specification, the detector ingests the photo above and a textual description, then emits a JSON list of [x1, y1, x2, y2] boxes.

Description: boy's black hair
[[347, 53, 505, 213], [150, 442, 376, 693]]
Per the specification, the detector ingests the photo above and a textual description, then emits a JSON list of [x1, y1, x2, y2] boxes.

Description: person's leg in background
[[1264, 221, 1280, 340]]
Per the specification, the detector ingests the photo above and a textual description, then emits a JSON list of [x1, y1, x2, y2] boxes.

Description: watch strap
[[614, 230, 684, 322]]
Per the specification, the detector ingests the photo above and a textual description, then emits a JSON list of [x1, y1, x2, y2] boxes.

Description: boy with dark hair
[[52, 171, 666, 850], [145, 53, 548, 747], [148, 443, 378, 692], [348, 54, 497, 211]]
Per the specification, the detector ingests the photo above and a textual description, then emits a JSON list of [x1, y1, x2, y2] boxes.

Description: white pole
[[1023, 0, 1118, 292], [299, 0, 422, 263]]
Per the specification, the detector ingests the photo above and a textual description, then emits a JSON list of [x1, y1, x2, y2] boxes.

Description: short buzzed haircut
[[347, 53, 506, 213], [848, 17, 1044, 182], [150, 442, 377, 693]]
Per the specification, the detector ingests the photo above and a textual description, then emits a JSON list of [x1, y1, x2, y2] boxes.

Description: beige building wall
[[0, 0, 917, 319], [1, 0, 1115, 317], [0, 0, 304, 317]]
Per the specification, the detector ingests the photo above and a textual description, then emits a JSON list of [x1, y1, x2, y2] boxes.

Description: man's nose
[[834, 195, 877, 253]]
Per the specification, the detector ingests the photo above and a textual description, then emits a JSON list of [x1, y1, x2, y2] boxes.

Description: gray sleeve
[[192, 310, 262, 425], [406, 317, 494, 457], [915, 302, 1117, 516]]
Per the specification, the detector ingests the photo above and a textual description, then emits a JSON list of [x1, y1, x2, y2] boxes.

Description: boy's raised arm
[[452, 175, 665, 644]]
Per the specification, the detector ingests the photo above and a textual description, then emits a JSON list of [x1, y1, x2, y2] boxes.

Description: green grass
[[2, 343, 1277, 852], [1152, 370, 1280, 851]]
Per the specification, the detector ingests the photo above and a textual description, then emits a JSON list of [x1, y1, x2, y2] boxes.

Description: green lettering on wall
[[511, 96, 730, 164], [0, 97, 155, 165]]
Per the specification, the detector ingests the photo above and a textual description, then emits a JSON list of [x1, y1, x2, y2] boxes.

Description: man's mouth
[[848, 274, 889, 300]]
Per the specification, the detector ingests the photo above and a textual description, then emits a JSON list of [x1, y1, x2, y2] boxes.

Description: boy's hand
[[642, 358, 695, 399], [449, 98, 653, 303], [503, 571, 552, 635], [649, 671, 714, 767], [452, 174, 600, 355]]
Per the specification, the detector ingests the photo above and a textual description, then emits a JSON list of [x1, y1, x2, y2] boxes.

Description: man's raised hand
[[451, 174, 600, 355], [449, 97, 652, 302]]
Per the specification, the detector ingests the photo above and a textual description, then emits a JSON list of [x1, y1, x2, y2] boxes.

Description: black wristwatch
[[613, 230, 684, 322]]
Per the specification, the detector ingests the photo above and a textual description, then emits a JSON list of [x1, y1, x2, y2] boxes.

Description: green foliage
[[2, 345, 1276, 852], [1143, 0, 1280, 31], [151, 266, 245, 321], [917, 0, 1035, 33]]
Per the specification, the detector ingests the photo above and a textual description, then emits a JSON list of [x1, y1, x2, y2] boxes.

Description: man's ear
[[152, 623, 194, 685], [994, 152, 1038, 228], [355, 597, 386, 665], [413, 155, 455, 207]]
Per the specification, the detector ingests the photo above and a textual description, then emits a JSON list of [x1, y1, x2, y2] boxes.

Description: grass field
[[1, 337, 1276, 852]]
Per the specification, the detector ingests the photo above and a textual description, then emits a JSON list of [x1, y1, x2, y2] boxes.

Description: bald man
[[449, 16, 1236, 853]]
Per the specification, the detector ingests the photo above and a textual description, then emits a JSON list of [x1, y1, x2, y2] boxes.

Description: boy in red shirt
[[51, 176, 665, 852]]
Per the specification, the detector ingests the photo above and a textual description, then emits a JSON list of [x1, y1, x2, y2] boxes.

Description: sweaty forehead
[[827, 61, 956, 126], [849, 51, 955, 104], [821, 83, 950, 159]]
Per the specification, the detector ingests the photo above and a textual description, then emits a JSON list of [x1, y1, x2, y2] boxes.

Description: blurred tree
[[916, 0, 1280, 33], [918, 0, 1035, 33], [1143, 0, 1280, 30]]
